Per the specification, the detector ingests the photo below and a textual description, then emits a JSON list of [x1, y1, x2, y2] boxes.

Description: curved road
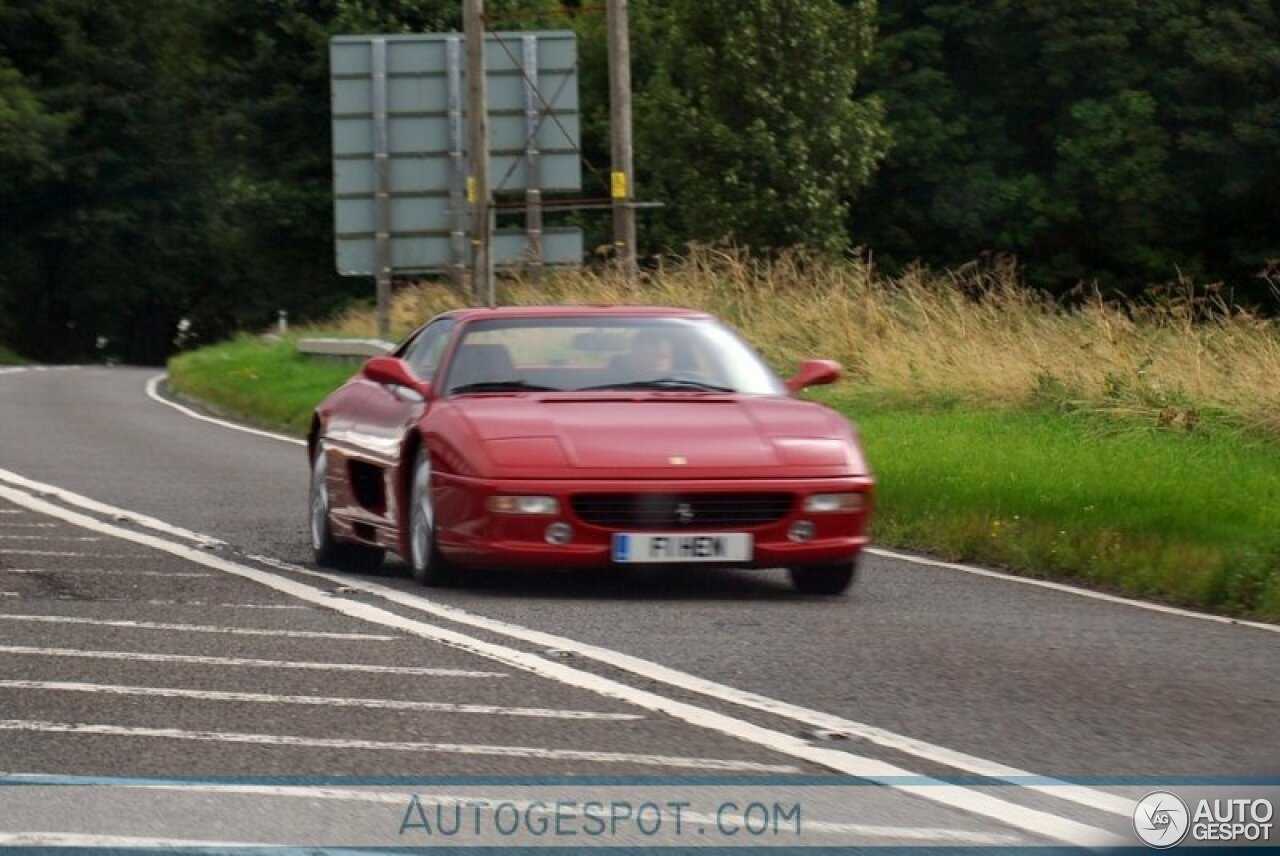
[[0, 365, 1276, 848]]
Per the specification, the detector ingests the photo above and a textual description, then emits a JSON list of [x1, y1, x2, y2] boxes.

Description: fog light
[[545, 522, 573, 545], [804, 493, 865, 513], [788, 520, 816, 542], [487, 495, 560, 515]]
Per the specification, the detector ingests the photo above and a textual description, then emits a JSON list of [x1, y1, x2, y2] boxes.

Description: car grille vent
[[571, 493, 793, 529]]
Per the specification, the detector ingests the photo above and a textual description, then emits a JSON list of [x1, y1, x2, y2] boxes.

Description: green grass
[[168, 335, 358, 435], [0, 344, 30, 365], [818, 389, 1280, 618], [167, 336, 1280, 620]]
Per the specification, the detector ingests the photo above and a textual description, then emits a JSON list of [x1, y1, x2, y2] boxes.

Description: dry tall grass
[[323, 250, 1280, 438]]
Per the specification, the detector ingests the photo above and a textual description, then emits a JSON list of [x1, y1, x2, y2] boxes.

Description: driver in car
[[610, 330, 675, 381]]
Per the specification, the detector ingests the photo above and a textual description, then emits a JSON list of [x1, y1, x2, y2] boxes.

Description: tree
[[854, 0, 1280, 304], [0, 0, 214, 362], [0, 59, 63, 187], [630, 0, 887, 256], [0, 58, 66, 350]]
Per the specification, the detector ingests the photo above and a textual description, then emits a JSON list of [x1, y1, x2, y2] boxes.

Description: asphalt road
[[0, 365, 1276, 849]]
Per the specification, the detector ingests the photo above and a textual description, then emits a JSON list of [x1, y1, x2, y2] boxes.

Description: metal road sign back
[[331, 32, 583, 276]]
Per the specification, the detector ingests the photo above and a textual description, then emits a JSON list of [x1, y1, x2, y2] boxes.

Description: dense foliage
[[853, 0, 1280, 303], [627, 0, 886, 255], [0, 0, 1275, 362]]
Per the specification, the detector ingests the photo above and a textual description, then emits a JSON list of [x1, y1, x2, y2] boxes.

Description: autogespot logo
[[1134, 791, 1191, 849]]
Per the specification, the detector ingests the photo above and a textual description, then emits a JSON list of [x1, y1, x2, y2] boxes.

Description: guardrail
[[297, 338, 395, 359]]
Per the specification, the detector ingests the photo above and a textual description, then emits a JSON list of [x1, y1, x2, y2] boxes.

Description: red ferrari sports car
[[307, 306, 873, 594]]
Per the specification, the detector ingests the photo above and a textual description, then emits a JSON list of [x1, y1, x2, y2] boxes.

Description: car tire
[[408, 447, 459, 586], [310, 443, 385, 572], [788, 559, 858, 595]]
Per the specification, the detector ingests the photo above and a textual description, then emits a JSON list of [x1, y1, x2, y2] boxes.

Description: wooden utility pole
[[464, 0, 494, 306], [371, 37, 392, 337], [606, 0, 637, 281]]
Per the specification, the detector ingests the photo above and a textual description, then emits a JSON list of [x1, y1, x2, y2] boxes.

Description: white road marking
[[0, 680, 641, 721], [868, 546, 1280, 633], [0, 482, 1123, 846], [0, 645, 507, 678], [0, 614, 397, 640], [0, 833, 268, 848], [0, 588, 301, 604], [0, 592, 17, 597], [145, 374, 306, 446], [131, 599, 308, 609], [140, 374, 1280, 636], [0, 463, 1136, 820], [0, 534, 103, 541], [0, 568, 213, 578], [0, 720, 796, 772], [2, 550, 141, 558], [0, 468, 224, 547], [0, 368, 26, 377], [0, 509, 24, 513], [0, 522, 57, 528], [250, 555, 1137, 818]]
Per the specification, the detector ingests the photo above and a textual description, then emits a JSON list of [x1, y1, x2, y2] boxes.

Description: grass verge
[[821, 390, 1280, 619], [167, 334, 1280, 621], [167, 335, 357, 435], [0, 344, 30, 365]]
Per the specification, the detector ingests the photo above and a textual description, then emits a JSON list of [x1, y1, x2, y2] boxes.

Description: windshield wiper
[[450, 380, 560, 394], [581, 377, 735, 393]]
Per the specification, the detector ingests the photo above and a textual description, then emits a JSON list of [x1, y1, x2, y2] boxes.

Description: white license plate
[[612, 533, 752, 563]]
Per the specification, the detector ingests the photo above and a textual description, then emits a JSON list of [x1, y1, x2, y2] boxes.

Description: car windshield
[[443, 317, 785, 396]]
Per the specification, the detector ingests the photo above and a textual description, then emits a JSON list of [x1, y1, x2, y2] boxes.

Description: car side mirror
[[362, 356, 431, 400], [785, 359, 841, 394]]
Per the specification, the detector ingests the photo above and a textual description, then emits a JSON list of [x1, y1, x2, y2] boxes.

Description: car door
[[344, 319, 456, 526]]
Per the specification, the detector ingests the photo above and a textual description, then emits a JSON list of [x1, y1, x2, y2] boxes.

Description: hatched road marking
[[0, 680, 642, 721], [1, 550, 143, 558], [0, 833, 269, 849], [1, 568, 213, 578], [0, 614, 398, 640], [0, 478, 1124, 846], [250, 551, 1139, 819], [0, 720, 797, 773], [0, 645, 507, 678]]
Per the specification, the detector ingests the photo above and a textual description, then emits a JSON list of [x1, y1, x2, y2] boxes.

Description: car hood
[[452, 394, 866, 478]]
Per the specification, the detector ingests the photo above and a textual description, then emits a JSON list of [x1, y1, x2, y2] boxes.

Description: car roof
[[438, 305, 713, 322]]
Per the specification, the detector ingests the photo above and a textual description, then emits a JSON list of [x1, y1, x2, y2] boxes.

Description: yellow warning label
[[611, 171, 628, 199], [467, 177, 477, 204]]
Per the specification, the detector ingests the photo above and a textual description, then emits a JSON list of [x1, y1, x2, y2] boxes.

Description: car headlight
[[486, 495, 561, 515], [804, 493, 866, 513]]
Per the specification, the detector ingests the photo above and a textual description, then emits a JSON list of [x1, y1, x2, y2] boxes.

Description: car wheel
[[789, 559, 858, 595], [310, 443, 385, 572], [408, 447, 458, 586]]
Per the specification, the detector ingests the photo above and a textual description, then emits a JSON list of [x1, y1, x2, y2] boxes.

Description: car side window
[[403, 319, 455, 380]]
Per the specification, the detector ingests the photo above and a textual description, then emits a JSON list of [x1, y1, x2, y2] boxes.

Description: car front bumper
[[431, 473, 873, 571]]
